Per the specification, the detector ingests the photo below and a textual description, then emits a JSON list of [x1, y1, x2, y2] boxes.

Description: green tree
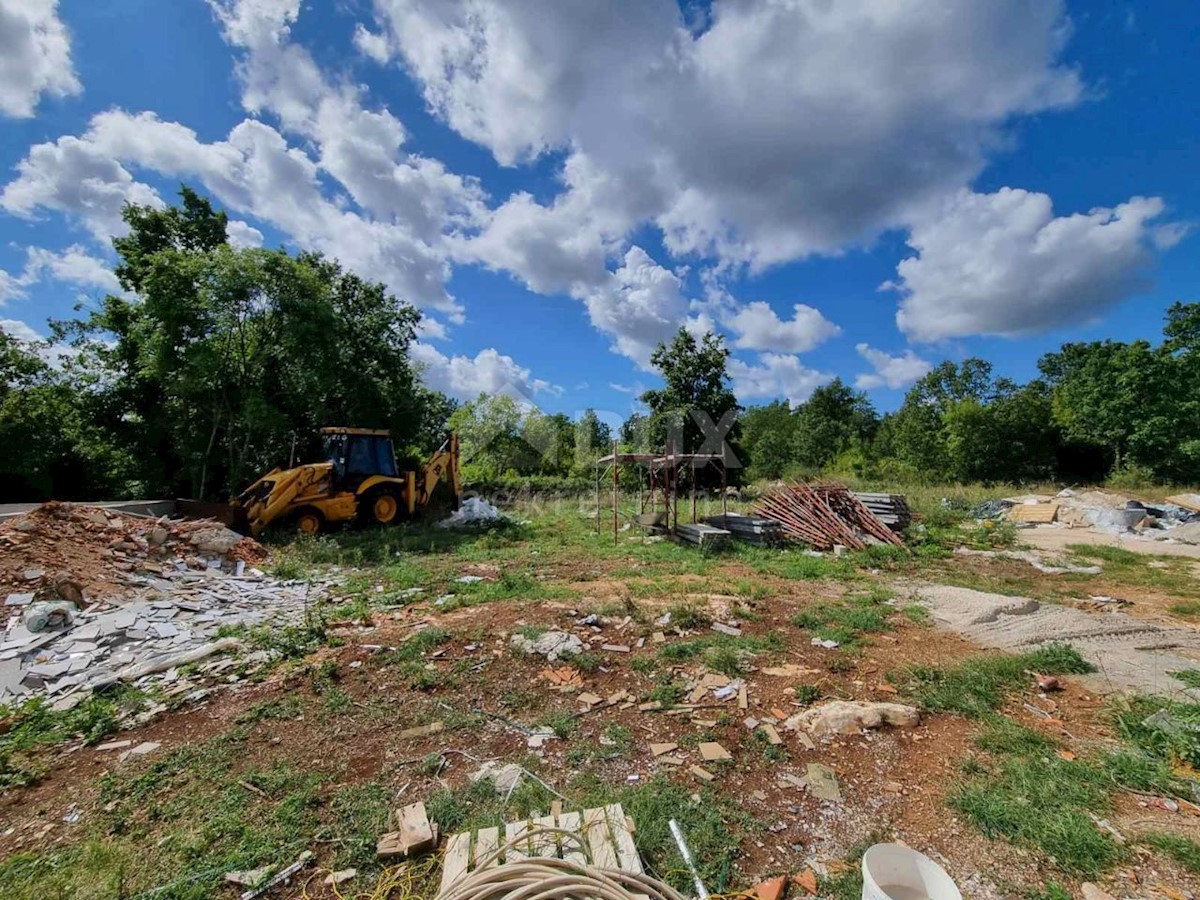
[[61, 188, 436, 499], [791, 378, 878, 470], [639, 328, 742, 466], [574, 409, 612, 472], [740, 401, 796, 479]]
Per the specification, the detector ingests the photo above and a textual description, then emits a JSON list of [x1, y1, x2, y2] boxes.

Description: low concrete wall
[[0, 499, 177, 522]]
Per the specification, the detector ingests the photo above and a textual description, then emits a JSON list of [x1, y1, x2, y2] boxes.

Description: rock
[[805, 763, 842, 801], [785, 700, 920, 736], [469, 761, 525, 793], [325, 869, 357, 886], [149, 526, 169, 546], [119, 741, 161, 761], [187, 524, 244, 555], [225, 864, 273, 887], [1081, 884, 1118, 900], [509, 631, 584, 662]]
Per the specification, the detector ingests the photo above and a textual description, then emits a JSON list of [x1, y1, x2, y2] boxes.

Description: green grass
[[950, 719, 1122, 877], [1110, 694, 1200, 768], [790, 588, 894, 647], [901, 645, 1094, 717], [0, 688, 148, 788], [1170, 600, 1200, 618], [657, 632, 785, 676], [1169, 668, 1200, 689], [666, 600, 712, 629], [1140, 832, 1200, 873]]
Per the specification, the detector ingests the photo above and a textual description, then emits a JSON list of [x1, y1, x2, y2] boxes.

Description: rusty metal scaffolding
[[593, 444, 729, 543]]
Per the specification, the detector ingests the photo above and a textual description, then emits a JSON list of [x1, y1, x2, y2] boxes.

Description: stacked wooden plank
[[753, 482, 905, 550], [704, 513, 783, 545], [438, 804, 642, 898], [674, 522, 732, 549], [851, 492, 912, 531]]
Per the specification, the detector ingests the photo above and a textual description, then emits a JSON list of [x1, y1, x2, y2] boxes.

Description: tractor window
[[374, 437, 398, 477], [346, 437, 375, 475]]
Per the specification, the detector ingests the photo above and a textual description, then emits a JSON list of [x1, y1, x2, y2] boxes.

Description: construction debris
[[785, 701, 921, 736], [850, 493, 912, 531], [703, 514, 784, 546], [698, 741, 733, 762], [510, 631, 584, 661], [437, 497, 508, 529], [804, 763, 842, 801], [753, 483, 904, 550], [377, 802, 438, 860]]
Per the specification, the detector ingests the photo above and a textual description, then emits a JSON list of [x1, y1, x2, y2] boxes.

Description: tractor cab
[[320, 427, 399, 490]]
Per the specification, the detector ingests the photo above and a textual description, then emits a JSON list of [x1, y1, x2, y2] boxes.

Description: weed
[[902, 645, 1093, 717], [901, 604, 931, 625], [515, 624, 547, 640], [667, 601, 712, 629], [1171, 601, 1200, 618], [500, 688, 539, 711], [236, 696, 303, 724], [323, 687, 352, 714], [602, 724, 633, 754], [629, 656, 657, 675], [657, 632, 784, 669], [1170, 668, 1200, 689], [385, 626, 452, 665], [648, 675, 688, 707], [793, 684, 821, 705], [1140, 832, 1200, 873], [1027, 883, 1072, 900], [572, 651, 601, 673], [825, 654, 855, 673], [539, 709, 578, 739], [1110, 694, 1200, 768]]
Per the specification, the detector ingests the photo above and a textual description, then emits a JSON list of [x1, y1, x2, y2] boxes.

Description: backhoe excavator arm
[[416, 434, 461, 510]]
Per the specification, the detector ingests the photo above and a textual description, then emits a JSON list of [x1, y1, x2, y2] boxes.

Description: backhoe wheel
[[295, 508, 324, 536], [366, 489, 402, 526]]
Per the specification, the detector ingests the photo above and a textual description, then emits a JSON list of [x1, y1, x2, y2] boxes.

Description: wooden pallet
[[438, 804, 643, 897]]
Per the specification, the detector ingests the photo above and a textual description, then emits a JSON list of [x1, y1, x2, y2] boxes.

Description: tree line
[[2, 189, 1196, 501]]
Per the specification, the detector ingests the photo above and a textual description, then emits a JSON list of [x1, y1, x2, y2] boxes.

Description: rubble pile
[[0, 501, 266, 601], [997, 489, 1200, 542], [0, 503, 325, 711]]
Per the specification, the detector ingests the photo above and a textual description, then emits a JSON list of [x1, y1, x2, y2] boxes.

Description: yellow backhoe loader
[[181, 429, 461, 536]]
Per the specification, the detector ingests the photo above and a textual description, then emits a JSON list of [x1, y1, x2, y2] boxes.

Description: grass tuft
[[901, 645, 1093, 717]]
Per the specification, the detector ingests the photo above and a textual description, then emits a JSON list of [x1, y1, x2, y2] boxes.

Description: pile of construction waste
[[753, 483, 905, 551], [1, 503, 329, 711], [999, 490, 1200, 543]]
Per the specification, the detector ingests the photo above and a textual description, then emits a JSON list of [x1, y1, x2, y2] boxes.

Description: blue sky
[[1, 1, 1196, 426]]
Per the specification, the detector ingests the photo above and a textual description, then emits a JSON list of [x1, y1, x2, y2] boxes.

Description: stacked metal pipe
[[752, 482, 904, 550]]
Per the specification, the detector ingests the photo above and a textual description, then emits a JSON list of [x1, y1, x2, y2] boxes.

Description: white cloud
[[0, 245, 124, 305], [226, 219, 264, 248], [411, 342, 557, 401], [727, 302, 840, 353], [854, 343, 932, 390], [0, 134, 163, 240], [581, 247, 687, 369], [0, 318, 43, 343], [0, 0, 81, 118], [414, 316, 448, 340], [729, 353, 830, 407], [891, 188, 1171, 341], [354, 24, 391, 64], [374, 0, 1082, 269], [21, 245, 123, 295]]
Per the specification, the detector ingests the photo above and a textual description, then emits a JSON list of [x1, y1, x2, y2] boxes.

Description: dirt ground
[[1021, 526, 1200, 560], [1, 508, 1198, 899]]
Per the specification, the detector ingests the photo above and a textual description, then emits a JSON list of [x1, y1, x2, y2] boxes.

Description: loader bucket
[[174, 498, 251, 534]]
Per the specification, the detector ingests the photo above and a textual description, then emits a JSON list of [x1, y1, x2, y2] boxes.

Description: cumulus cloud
[[890, 188, 1173, 341], [854, 343, 932, 390], [0, 134, 163, 240], [582, 247, 687, 369], [411, 342, 558, 401], [226, 219, 264, 248], [0, 0, 81, 118], [372, 0, 1082, 268], [0, 245, 124, 304], [727, 302, 840, 354], [729, 353, 830, 407]]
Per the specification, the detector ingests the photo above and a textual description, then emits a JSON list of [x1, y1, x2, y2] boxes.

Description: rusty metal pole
[[612, 441, 619, 544], [691, 460, 697, 523]]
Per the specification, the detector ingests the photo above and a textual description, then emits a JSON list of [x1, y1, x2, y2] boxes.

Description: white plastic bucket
[[861, 844, 962, 900]]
